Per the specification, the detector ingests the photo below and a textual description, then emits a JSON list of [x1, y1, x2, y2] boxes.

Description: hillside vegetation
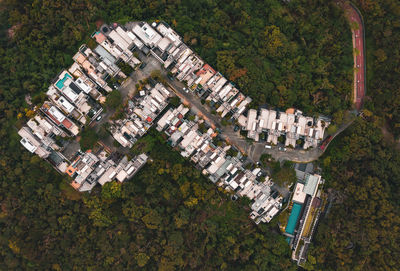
[[0, 0, 399, 270]]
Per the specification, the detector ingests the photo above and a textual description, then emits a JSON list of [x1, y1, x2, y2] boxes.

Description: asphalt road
[[97, 28, 364, 164], [162, 70, 323, 163], [127, 53, 324, 163], [350, 6, 365, 111], [340, 1, 366, 111]]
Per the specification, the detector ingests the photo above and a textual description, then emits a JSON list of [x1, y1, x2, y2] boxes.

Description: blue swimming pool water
[[55, 73, 72, 89], [285, 203, 303, 235]]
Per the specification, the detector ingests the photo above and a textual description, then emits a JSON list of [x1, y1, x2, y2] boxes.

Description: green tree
[[169, 96, 181, 107], [101, 181, 122, 201], [105, 90, 122, 109], [136, 253, 150, 267], [272, 166, 296, 187], [80, 128, 98, 151]]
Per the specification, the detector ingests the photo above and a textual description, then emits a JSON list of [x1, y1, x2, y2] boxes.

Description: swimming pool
[[285, 203, 303, 235], [55, 73, 72, 89]]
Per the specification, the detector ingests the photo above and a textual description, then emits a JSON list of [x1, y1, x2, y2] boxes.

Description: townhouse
[[127, 21, 330, 150], [68, 63, 105, 102], [238, 108, 330, 148], [110, 83, 171, 148], [18, 114, 70, 173], [93, 25, 140, 68], [40, 101, 80, 136], [18, 126, 52, 159], [156, 103, 282, 224], [65, 149, 148, 192], [72, 45, 120, 92]]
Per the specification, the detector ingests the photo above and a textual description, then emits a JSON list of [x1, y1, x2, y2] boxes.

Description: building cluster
[[17, 23, 155, 192], [156, 104, 283, 224], [124, 21, 330, 148], [110, 83, 171, 148], [283, 163, 325, 266], [17, 20, 330, 236], [129, 21, 204, 81], [66, 150, 148, 192], [18, 66, 108, 175], [116, 21, 254, 121], [20, 102, 148, 192], [237, 108, 330, 148]]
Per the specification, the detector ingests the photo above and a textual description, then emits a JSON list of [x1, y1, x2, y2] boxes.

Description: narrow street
[[107, 15, 366, 165], [164, 75, 324, 163], [127, 54, 332, 163]]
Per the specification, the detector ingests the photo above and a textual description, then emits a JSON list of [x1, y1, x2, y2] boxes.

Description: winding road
[[165, 2, 367, 163], [340, 1, 366, 111], [114, 3, 367, 164]]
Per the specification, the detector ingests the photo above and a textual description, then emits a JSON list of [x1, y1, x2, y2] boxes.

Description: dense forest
[[352, 0, 400, 138], [1, 130, 295, 270], [0, 0, 399, 270], [0, 0, 354, 122], [306, 116, 400, 271], [303, 1, 400, 269]]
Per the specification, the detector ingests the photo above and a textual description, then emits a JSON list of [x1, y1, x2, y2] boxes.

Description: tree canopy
[[0, 129, 295, 270], [105, 90, 122, 109], [306, 117, 400, 271], [79, 128, 99, 151], [0, 0, 399, 269]]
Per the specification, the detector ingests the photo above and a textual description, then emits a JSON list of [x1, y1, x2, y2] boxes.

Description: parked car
[[96, 115, 102, 121], [234, 125, 240, 132], [265, 144, 272, 149], [139, 62, 147, 69]]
